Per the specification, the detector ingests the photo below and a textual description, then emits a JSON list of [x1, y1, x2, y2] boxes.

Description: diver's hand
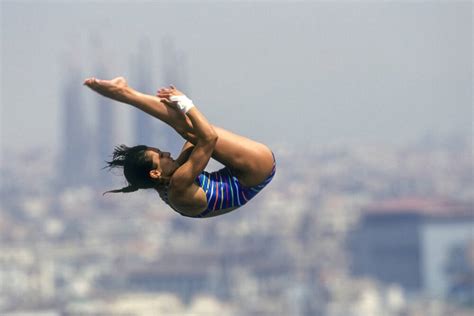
[[156, 85, 184, 99], [157, 85, 194, 113]]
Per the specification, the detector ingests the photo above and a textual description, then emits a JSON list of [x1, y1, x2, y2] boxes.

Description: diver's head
[[145, 146, 177, 182], [104, 144, 176, 194]]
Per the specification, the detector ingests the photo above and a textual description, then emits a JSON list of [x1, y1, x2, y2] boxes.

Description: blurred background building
[[348, 198, 473, 303], [131, 39, 157, 147], [58, 66, 92, 189]]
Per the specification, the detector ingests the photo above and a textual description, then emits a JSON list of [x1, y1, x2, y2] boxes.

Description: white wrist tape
[[170, 95, 195, 113]]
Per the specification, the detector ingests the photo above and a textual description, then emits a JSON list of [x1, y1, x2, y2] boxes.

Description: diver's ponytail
[[103, 185, 139, 196], [102, 144, 156, 195]]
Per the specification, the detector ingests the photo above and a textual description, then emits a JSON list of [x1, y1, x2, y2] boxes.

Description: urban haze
[[0, 1, 473, 316]]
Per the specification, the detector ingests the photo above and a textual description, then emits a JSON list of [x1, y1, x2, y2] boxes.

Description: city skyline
[[0, 132, 472, 314]]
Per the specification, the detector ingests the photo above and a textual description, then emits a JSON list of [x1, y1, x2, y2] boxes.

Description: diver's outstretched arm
[[171, 104, 218, 189], [175, 141, 194, 166]]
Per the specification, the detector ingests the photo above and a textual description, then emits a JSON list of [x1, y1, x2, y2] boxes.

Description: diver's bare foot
[[83, 77, 129, 101]]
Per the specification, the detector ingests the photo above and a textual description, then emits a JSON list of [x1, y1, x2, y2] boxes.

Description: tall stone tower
[[131, 39, 156, 146], [95, 64, 117, 184], [58, 65, 91, 188]]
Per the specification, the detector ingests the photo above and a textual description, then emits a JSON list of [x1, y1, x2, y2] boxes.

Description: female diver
[[84, 77, 276, 218]]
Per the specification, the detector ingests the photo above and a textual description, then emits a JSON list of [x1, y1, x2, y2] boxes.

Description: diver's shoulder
[[167, 182, 207, 216]]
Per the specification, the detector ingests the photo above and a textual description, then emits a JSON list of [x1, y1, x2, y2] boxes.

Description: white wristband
[[170, 95, 195, 114]]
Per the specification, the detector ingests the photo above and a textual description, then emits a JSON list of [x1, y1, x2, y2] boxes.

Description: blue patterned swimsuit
[[159, 154, 276, 218]]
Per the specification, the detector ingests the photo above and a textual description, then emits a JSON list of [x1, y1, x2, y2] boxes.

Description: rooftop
[[363, 197, 473, 218]]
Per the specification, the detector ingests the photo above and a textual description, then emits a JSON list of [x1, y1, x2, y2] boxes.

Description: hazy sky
[[1, 1, 472, 152]]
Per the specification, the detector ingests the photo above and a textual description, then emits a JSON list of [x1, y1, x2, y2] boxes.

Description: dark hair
[[103, 144, 155, 195]]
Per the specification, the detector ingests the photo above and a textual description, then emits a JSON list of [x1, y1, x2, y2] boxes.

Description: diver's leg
[[208, 126, 275, 187], [84, 77, 195, 139], [177, 127, 274, 187]]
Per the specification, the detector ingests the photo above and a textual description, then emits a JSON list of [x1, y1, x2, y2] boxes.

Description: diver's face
[[146, 147, 175, 178]]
